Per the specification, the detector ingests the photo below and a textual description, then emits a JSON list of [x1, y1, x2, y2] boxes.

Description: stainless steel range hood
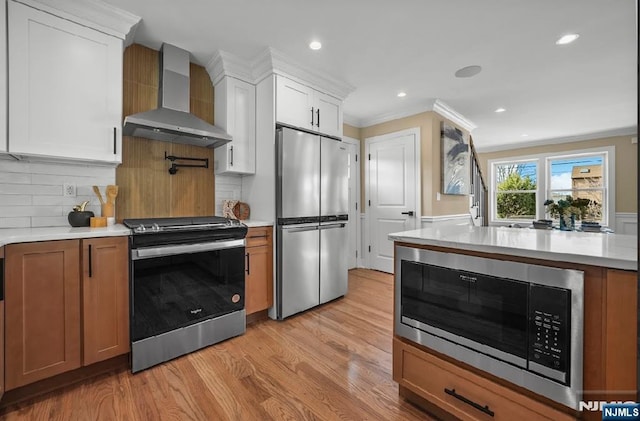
[[123, 43, 231, 148]]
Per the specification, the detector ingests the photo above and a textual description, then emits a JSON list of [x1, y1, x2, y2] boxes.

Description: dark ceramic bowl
[[68, 211, 94, 227]]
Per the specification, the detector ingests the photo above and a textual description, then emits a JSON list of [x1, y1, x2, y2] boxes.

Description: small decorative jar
[[68, 211, 94, 227]]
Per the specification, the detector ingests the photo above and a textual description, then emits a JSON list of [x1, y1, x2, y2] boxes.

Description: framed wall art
[[441, 122, 470, 195]]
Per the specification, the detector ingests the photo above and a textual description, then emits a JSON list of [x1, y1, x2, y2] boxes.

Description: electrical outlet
[[436, 192, 441, 201], [63, 183, 76, 197]]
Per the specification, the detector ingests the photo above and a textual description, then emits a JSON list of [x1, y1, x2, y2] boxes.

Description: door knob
[[401, 211, 415, 216]]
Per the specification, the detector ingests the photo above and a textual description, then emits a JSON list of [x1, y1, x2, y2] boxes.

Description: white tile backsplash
[[0, 159, 115, 228], [215, 174, 243, 216]]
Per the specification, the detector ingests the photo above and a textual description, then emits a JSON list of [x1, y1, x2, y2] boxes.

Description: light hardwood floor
[[1, 269, 433, 420]]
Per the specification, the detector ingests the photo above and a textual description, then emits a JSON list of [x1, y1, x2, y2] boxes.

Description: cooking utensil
[[93, 186, 105, 205], [106, 185, 118, 205]]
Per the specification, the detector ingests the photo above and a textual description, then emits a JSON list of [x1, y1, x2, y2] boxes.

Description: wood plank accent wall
[[116, 44, 216, 220]]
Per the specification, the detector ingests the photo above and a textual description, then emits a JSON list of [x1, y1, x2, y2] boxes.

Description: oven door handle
[[132, 239, 246, 260]]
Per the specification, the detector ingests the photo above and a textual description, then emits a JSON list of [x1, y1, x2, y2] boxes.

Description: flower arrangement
[[544, 195, 594, 228]]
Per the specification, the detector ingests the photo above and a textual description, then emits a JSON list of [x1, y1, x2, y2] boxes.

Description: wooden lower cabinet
[[393, 338, 575, 421], [245, 227, 273, 315], [5, 240, 81, 390], [82, 237, 129, 365], [5, 237, 129, 390]]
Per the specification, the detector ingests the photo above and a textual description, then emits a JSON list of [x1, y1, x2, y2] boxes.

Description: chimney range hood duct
[[122, 43, 231, 148]]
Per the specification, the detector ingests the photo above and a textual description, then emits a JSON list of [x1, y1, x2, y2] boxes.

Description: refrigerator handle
[[281, 225, 319, 233], [319, 223, 346, 230], [310, 107, 315, 126]]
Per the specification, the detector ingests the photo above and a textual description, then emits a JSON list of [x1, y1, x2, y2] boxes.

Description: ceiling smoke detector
[[454, 65, 482, 78]]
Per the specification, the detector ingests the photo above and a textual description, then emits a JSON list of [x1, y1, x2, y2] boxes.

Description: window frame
[[488, 146, 615, 228], [490, 158, 539, 223]]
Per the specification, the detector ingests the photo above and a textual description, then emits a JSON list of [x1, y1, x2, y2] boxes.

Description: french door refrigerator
[[274, 126, 348, 320]]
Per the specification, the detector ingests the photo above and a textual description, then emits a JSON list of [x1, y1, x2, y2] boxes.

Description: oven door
[[400, 259, 529, 367], [130, 239, 245, 342]]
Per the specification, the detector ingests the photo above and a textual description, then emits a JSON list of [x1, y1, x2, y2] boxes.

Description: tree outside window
[[495, 162, 537, 220]]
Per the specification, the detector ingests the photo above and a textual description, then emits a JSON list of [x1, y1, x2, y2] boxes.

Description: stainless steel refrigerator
[[274, 126, 348, 320]]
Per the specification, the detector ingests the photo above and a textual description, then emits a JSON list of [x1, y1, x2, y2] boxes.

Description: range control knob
[[137, 224, 146, 232], [152, 223, 161, 231]]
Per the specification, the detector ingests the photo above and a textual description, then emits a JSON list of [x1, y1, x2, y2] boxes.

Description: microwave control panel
[[528, 284, 570, 384]]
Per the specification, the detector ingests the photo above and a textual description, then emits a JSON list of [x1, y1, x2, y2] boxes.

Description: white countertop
[[0, 224, 131, 247], [241, 220, 273, 228], [389, 225, 638, 271]]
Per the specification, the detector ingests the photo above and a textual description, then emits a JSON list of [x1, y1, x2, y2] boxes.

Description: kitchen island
[[389, 225, 637, 421]]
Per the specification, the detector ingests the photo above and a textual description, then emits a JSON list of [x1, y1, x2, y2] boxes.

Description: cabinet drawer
[[246, 227, 272, 248], [393, 338, 575, 421]]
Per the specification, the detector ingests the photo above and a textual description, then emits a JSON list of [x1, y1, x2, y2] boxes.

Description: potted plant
[[544, 195, 593, 230]]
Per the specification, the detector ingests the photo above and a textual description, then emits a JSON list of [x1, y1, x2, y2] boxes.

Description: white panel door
[[0, 0, 6, 153], [367, 130, 418, 273], [314, 91, 342, 138], [275, 76, 314, 131], [344, 138, 360, 269], [8, 1, 122, 163]]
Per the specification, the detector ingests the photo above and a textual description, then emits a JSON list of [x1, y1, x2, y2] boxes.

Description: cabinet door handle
[[310, 107, 315, 126], [88, 244, 93, 278], [316, 108, 320, 127], [230, 145, 234, 166], [245, 253, 250, 275], [444, 388, 494, 417], [113, 127, 117, 154]]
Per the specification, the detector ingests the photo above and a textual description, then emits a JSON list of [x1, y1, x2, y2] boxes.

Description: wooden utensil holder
[[101, 203, 114, 218]]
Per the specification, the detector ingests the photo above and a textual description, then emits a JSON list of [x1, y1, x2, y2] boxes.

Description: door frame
[[343, 136, 361, 269], [364, 127, 421, 270]]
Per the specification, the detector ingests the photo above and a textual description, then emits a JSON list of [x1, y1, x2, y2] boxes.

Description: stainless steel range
[[123, 216, 247, 373]]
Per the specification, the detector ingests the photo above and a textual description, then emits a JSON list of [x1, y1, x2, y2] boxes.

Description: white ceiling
[[102, 0, 638, 151]]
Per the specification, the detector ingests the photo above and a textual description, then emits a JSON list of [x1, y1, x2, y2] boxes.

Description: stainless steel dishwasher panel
[[319, 222, 348, 303], [277, 224, 320, 319]]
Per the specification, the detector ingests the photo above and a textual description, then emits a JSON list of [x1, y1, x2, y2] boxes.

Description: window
[[547, 154, 606, 223], [493, 160, 537, 221], [488, 147, 614, 227]]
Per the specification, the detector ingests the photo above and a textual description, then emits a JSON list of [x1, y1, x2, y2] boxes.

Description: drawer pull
[[444, 388, 494, 417]]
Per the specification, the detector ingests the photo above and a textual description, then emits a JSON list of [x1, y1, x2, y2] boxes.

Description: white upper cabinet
[[214, 77, 256, 174], [314, 91, 343, 138], [8, 0, 123, 163], [276, 75, 343, 138]]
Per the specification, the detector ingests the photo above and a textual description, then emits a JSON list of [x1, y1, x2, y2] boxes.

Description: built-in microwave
[[395, 246, 584, 410]]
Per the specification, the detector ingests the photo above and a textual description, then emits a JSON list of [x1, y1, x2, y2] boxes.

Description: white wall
[[0, 157, 115, 228], [214, 174, 242, 216]]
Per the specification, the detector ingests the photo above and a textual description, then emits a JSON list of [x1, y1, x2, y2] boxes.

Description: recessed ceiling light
[[495, 108, 506, 113], [556, 34, 579, 45], [397, 92, 407, 98], [455, 65, 482, 78], [521, 134, 529, 137], [309, 41, 322, 50]]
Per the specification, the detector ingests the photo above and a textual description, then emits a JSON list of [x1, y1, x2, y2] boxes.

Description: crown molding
[[475, 126, 638, 153], [356, 103, 434, 128], [343, 113, 363, 128], [351, 99, 476, 131], [18, 0, 141, 43], [432, 99, 477, 132], [207, 47, 355, 100], [207, 50, 254, 86]]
